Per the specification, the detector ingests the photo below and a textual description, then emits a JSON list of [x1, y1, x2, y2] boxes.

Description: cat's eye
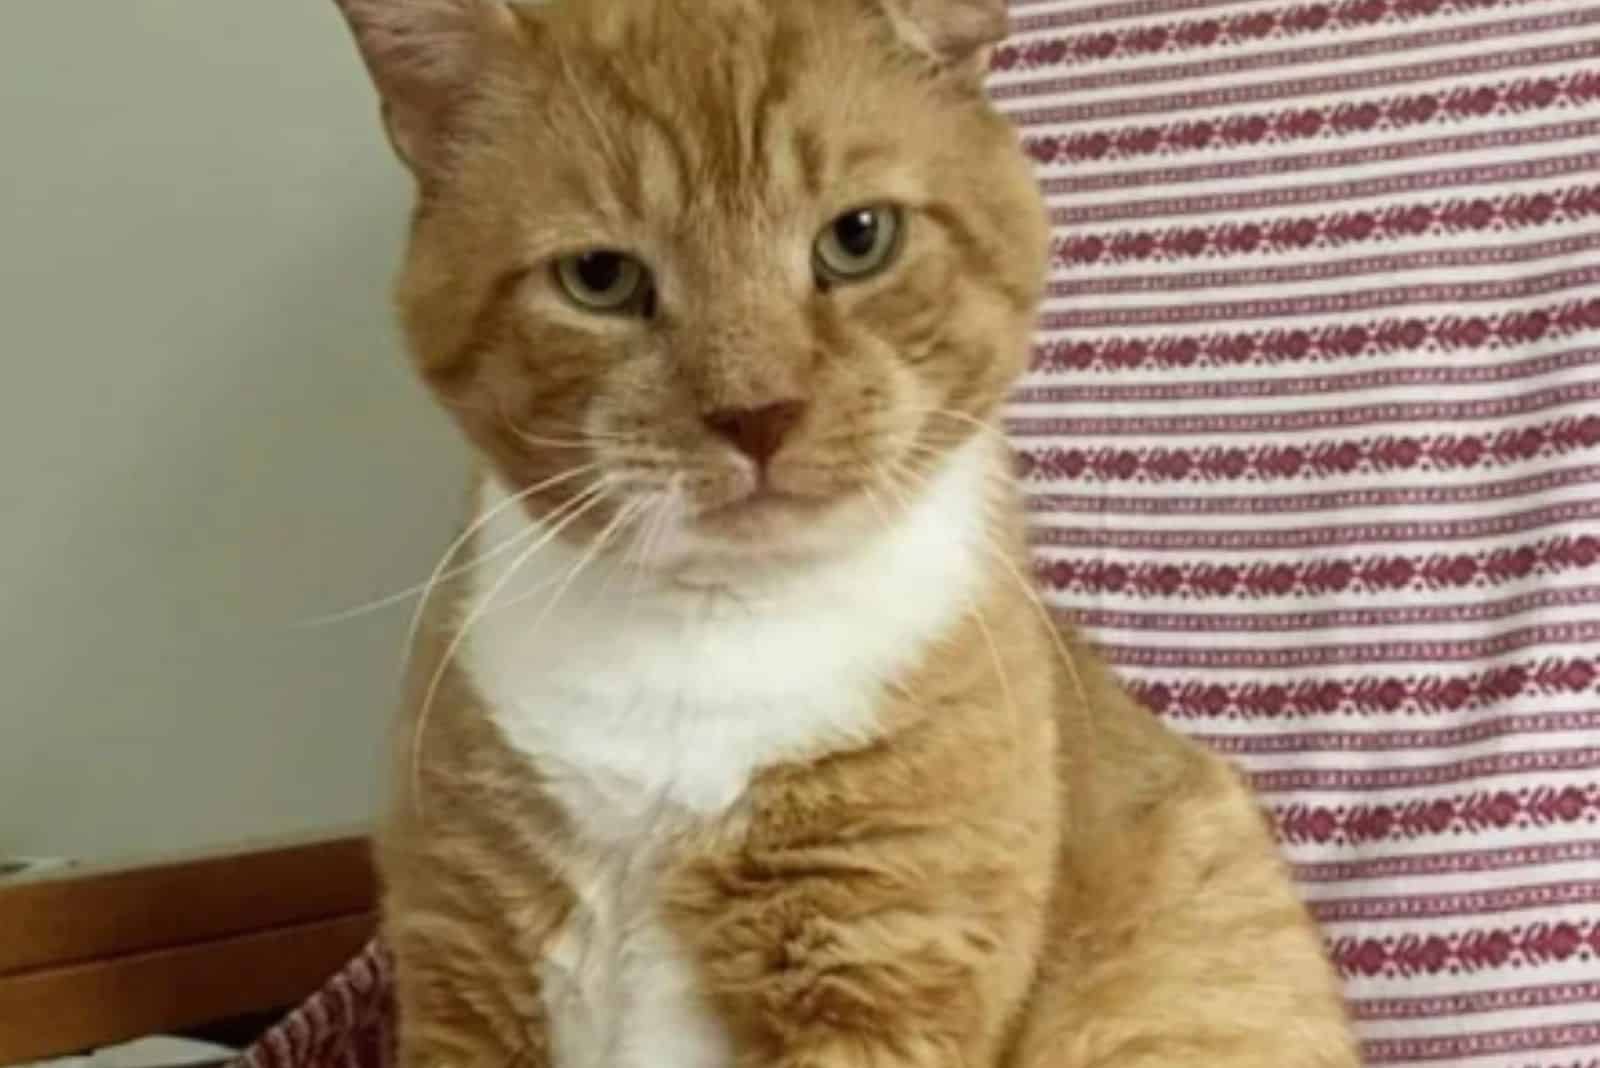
[[814, 206, 902, 285], [554, 250, 653, 315]]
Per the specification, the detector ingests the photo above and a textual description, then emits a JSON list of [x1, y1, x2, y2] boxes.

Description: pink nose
[[703, 400, 807, 466]]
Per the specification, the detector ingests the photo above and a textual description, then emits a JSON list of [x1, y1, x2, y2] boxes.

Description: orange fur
[[330, 0, 1361, 1064]]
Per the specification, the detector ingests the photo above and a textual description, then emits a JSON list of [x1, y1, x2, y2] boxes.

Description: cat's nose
[[703, 400, 807, 466]]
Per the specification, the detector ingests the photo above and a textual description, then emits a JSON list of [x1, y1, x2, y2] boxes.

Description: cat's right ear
[[331, 0, 521, 174], [870, 0, 1007, 84]]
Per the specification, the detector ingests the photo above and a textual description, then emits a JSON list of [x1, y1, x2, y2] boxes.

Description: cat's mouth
[[652, 484, 869, 584], [694, 486, 833, 539]]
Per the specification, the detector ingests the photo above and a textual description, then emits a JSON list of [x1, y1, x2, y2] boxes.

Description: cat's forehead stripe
[[538, 2, 886, 225]]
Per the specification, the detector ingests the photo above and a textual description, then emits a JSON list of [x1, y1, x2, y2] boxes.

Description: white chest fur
[[456, 440, 991, 1068]]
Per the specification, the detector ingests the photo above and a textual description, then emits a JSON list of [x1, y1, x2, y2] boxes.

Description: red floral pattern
[[1330, 921, 1600, 977], [1036, 535, 1600, 597], [1021, 418, 1600, 484], [1022, 70, 1600, 164], [1000, 0, 1600, 1058], [1001, 0, 1538, 68], [1033, 300, 1600, 372], [1276, 785, 1600, 847], [1055, 183, 1600, 266], [1132, 657, 1600, 719]]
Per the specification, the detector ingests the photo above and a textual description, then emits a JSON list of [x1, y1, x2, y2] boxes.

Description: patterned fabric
[[242, 0, 1600, 1065], [995, 0, 1600, 1062], [238, 943, 392, 1068]]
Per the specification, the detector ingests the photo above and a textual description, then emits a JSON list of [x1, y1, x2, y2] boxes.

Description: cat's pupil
[[835, 211, 880, 258], [576, 252, 623, 292]]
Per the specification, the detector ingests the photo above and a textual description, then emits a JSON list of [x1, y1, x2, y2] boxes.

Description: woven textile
[[238, 943, 392, 1068], [242, 0, 1600, 1063], [996, 0, 1600, 1061]]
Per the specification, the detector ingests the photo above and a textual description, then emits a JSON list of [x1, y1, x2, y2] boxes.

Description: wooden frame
[[0, 836, 379, 1066]]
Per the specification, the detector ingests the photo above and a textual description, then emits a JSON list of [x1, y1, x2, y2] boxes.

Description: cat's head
[[335, 0, 1047, 582]]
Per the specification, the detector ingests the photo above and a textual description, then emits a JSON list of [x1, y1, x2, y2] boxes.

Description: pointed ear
[[331, 0, 520, 172], [874, 0, 1008, 70]]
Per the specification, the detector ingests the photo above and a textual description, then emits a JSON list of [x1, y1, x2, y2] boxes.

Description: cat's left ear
[[331, 0, 522, 173], [872, 0, 1007, 77]]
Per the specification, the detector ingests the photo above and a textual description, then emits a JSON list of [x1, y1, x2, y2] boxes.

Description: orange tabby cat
[[330, 0, 1361, 1065]]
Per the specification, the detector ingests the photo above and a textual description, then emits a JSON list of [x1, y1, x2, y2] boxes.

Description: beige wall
[[0, 0, 466, 862]]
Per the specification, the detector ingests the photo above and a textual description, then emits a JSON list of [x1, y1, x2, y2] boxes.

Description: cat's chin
[[694, 488, 834, 539], [646, 489, 882, 588]]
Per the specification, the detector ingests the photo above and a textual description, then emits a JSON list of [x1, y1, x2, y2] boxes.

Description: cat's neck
[[456, 436, 1002, 834]]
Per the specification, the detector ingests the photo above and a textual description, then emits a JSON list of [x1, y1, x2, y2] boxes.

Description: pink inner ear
[[333, 0, 516, 169], [335, 0, 486, 94]]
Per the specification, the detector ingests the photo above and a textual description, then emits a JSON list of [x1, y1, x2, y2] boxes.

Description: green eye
[[555, 250, 652, 314], [814, 205, 902, 285]]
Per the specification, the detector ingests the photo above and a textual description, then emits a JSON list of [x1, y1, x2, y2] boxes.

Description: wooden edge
[[0, 836, 377, 977], [0, 912, 377, 1066]]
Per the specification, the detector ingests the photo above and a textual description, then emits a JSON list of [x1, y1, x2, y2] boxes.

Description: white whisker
[[855, 479, 935, 712], [589, 493, 661, 606], [876, 458, 1020, 739], [484, 391, 643, 452], [642, 475, 683, 572], [408, 480, 612, 822], [621, 479, 674, 594], [293, 463, 602, 630], [399, 465, 607, 667], [908, 406, 1012, 442], [886, 446, 1096, 739], [495, 496, 647, 628]]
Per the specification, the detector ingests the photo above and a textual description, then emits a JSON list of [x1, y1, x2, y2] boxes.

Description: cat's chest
[[452, 442, 990, 1064], [537, 830, 731, 1068], [461, 589, 887, 1068], [468, 624, 881, 839], [459, 534, 903, 840]]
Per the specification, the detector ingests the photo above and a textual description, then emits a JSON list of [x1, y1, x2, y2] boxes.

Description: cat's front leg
[[388, 925, 555, 1068], [1008, 751, 1360, 1068], [693, 898, 1003, 1068], [667, 824, 1053, 1068]]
